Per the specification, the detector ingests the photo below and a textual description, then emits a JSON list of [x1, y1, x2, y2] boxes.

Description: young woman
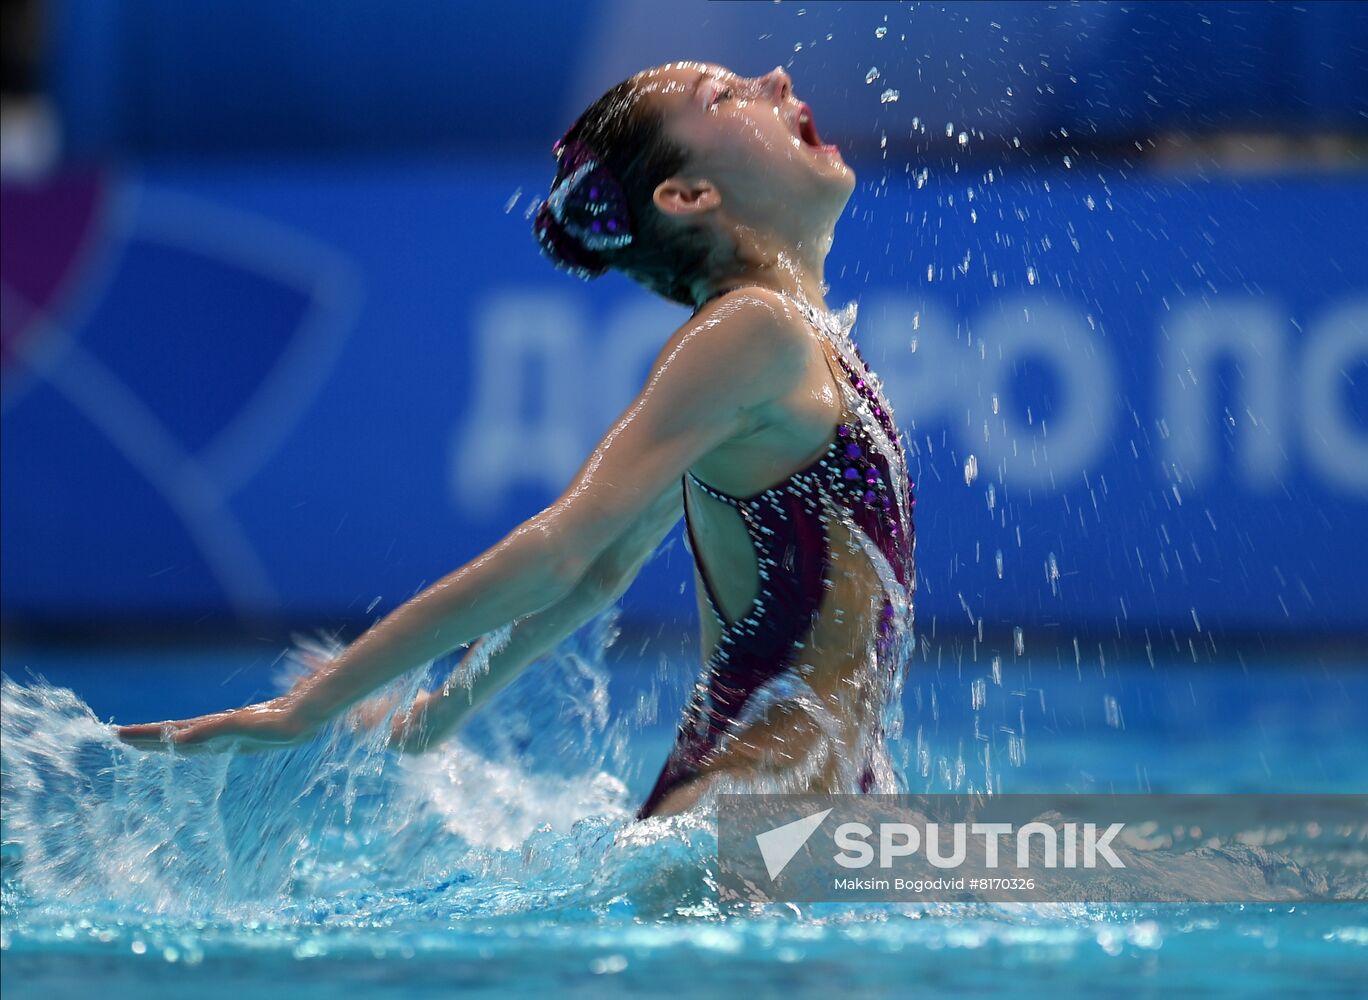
[[118, 62, 916, 819]]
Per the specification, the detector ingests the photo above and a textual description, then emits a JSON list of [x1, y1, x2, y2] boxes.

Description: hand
[[115, 696, 316, 754]]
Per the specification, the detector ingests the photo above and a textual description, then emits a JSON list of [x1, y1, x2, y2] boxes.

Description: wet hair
[[533, 76, 716, 307]]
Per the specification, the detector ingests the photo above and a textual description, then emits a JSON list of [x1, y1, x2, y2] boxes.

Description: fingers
[[114, 714, 235, 754], [116, 722, 174, 740], [112, 699, 309, 756], [167, 716, 250, 754], [115, 720, 189, 751], [116, 731, 176, 752]]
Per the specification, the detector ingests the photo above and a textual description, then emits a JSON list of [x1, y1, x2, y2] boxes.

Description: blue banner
[[2, 162, 1365, 631], [45, 1, 1368, 157]]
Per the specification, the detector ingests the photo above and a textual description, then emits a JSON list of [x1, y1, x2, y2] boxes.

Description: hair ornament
[[544, 137, 634, 251]]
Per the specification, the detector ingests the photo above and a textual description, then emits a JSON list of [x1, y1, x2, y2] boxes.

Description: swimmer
[[117, 63, 916, 819]]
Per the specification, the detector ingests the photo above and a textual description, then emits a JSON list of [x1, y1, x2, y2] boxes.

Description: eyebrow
[[693, 70, 742, 100]]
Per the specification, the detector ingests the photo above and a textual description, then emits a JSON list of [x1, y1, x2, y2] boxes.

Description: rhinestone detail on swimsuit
[[637, 292, 916, 818]]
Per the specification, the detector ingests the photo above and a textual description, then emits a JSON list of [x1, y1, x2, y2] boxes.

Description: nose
[[760, 66, 792, 103]]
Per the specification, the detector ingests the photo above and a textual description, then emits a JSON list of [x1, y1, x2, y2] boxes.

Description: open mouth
[[796, 102, 837, 154]]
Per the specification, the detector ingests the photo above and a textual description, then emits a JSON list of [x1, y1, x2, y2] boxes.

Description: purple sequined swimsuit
[[638, 295, 916, 818]]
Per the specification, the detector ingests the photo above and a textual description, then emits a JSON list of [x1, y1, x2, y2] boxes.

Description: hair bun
[[533, 199, 610, 278], [532, 137, 634, 280]]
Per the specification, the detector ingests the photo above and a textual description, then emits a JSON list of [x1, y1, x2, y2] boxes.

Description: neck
[[691, 226, 834, 313]]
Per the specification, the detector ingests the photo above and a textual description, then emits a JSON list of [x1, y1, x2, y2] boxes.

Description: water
[[3, 627, 1367, 998]]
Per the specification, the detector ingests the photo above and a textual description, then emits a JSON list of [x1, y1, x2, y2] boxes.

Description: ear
[[652, 176, 721, 220]]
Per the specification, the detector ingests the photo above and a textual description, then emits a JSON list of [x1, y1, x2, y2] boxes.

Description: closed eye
[[711, 85, 735, 106]]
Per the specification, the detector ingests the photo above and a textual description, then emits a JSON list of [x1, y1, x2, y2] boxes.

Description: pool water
[[2, 624, 1366, 998]]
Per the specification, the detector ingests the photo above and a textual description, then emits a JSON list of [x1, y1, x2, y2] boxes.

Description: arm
[[117, 288, 808, 753], [383, 483, 681, 752]]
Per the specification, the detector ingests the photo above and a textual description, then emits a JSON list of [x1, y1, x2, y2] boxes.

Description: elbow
[[542, 545, 592, 603], [524, 505, 614, 605], [583, 543, 640, 603]]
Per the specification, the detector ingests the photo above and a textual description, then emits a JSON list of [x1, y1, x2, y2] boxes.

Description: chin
[[819, 161, 857, 207], [813, 152, 856, 191]]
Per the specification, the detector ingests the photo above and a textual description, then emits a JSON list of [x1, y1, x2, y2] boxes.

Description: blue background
[[2, 1, 1366, 638]]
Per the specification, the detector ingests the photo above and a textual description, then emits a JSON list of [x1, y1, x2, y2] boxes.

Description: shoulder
[[670, 286, 812, 376], [634, 287, 813, 415]]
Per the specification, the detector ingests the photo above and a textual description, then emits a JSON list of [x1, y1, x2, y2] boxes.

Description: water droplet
[[986, 483, 997, 512], [945, 122, 955, 138], [865, 66, 881, 84], [1007, 732, 1025, 766], [991, 392, 1000, 415], [875, 26, 888, 39], [971, 677, 987, 711], [592, 955, 629, 975], [991, 655, 1003, 685], [995, 549, 1004, 579], [963, 454, 978, 485], [957, 131, 969, 146], [1104, 695, 1124, 729], [1026, 266, 1038, 286], [880, 88, 900, 104], [1013, 626, 1025, 656]]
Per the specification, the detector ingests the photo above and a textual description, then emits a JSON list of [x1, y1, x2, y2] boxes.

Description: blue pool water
[[2, 625, 1366, 998]]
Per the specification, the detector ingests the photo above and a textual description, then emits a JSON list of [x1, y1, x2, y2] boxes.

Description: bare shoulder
[[649, 286, 812, 391], [690, 285, 811, 355]]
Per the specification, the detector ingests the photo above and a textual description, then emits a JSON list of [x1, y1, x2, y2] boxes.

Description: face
[[632, 62, 856, 240]]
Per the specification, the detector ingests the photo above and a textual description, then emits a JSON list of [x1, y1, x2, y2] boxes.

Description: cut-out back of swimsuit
[[638, 293, 915, 818]]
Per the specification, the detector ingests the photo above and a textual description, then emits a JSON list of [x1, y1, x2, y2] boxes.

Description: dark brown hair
[[537, 76, 716, 307]]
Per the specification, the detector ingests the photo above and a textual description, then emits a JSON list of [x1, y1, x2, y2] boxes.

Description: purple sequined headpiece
[[533, 133, 634, 279]]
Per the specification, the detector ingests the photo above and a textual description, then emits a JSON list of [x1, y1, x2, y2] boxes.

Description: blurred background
[[2, 0, 1366, 694]]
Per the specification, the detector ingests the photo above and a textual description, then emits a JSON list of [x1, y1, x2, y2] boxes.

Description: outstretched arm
[[380, 483, 681, 752], [116, 289, 808, 753]]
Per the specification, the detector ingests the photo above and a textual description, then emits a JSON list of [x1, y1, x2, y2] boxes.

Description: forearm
[[392, 486, 680, 751], [286, 517, 582, 729], [391, 569, 629, 752]]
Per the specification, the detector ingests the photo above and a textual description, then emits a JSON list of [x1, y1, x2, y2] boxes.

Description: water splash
[[0, 613, 701, 924]]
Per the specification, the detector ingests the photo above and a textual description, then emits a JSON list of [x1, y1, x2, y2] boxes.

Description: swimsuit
[[637, 291, 916, 818]]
